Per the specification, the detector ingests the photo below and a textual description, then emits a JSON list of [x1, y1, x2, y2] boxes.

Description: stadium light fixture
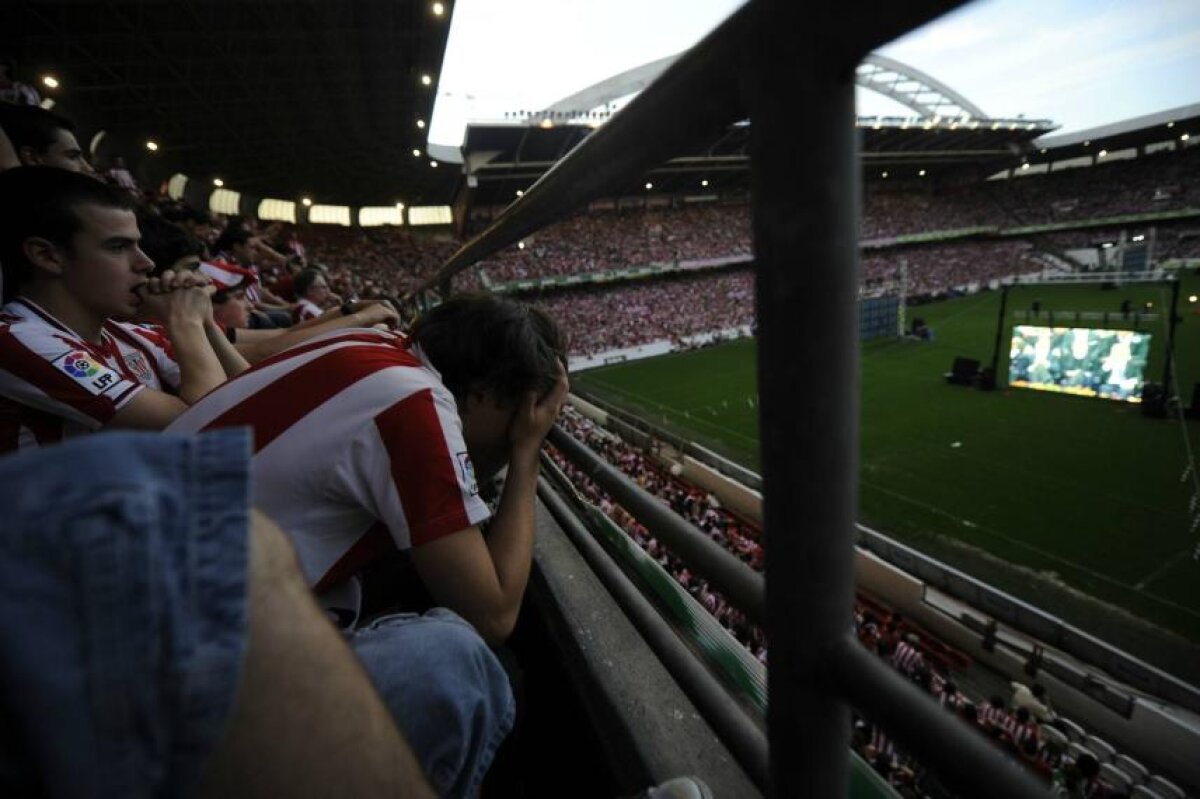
[[881, 171, 888, 178], [1132, 235, 1145, 242], [1040, 148, 1047, 154], [701, 179, 709, 187], [432, 2, 445, 16], [539, 118, 553, 129], [518, 241, 526, 250], [1098, 149, 1107, 158], [416, 118, 426, 129], [145, 140, 159, 152], [1101, 242, 1113, 248], [213, 178, 224, 187], [1182, 133, 1191, 142], [1021, 162, 1029, 170], [1167, 121, 1175, 128], [41, 75, 59, 89], [302, 197, 313, 206], [1189, 295, 1197, 303], [644, 181, 653, 190], [516, 189, 524, 197], [918, 169, 926, 177], [421, 74, 432, 86], [1083, 140, 1090, 147]]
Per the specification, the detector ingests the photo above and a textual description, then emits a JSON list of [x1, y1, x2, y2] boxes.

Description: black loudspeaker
[[1141, 383, 1167, 418], [945, 357, 980, 386], [1188, 382, 1200, 420]]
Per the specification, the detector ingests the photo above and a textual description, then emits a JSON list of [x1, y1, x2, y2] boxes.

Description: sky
[[428, 0, 1200, 155]]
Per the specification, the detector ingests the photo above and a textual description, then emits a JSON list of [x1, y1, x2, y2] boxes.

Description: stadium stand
[[548, 402, 1199, 797]]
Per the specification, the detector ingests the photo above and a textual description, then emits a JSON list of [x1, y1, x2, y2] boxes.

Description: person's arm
[[204, 318, 251, 377], [136, 272, 229, 403], [235, 302, 399, 363], [0, 122, 19, 171], [409, 369, 569, 644]]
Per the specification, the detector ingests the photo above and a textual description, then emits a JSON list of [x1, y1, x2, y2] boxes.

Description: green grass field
[[575, 273, 1200, 654]]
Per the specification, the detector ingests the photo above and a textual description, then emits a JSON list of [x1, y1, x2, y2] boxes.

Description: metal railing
[[417, 1, 1051, 795]]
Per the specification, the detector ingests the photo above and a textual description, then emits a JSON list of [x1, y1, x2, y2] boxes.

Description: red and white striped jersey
[[891, 640, 926, 676], [166, 327, 491, 623], [294, 298, 322, 322], [0, 298, 180, 452]]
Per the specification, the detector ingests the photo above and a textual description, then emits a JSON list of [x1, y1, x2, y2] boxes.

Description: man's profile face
[[56, 204, 154, 319], [24, 129, 94, 174]]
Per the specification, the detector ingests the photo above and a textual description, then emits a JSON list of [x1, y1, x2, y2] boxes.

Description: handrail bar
[[547, 425, 767, 627], [538, 475, 771, 790], [415, 3, 755, 294], [830, 638, 1048, 798]]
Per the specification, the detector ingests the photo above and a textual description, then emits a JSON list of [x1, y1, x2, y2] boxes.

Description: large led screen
[[1008, 326, 1151, 403]]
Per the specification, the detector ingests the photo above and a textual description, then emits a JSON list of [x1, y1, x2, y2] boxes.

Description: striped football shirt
[[0, 298, 180, 452], [166, 327, 490, 624]]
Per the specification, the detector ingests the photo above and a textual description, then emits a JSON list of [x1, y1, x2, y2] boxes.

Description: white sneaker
[[644, 776, 715, 799]]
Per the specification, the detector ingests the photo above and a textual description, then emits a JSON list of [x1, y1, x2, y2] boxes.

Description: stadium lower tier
[[549, 405, 1190, 798]]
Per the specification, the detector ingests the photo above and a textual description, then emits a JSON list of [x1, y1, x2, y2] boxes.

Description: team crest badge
[[456, 452, 480, 496], [122, 350, 155, 385]]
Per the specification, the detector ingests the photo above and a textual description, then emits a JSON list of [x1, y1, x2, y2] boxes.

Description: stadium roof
[[1, 1, 462, 207], [461, 113, 1055, 207]]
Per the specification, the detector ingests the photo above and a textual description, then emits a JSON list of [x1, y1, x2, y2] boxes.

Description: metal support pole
[[991, 283, 1010, 380], [749, 14, 860, 797], [1161, 277, 1181, 395]]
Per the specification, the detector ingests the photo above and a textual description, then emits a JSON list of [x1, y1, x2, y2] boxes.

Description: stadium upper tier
[[470, 144, 1198, 284]]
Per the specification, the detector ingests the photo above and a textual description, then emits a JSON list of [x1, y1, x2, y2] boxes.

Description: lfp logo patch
[[53, 350, 122, 395], [61, 352, 99, 378]]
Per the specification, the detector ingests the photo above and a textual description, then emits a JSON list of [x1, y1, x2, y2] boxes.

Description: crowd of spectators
[[551, 404, 1163, 798], [862, 239, 1042, 296], [547, 406, 767, 660], [478, 203, 752, 283], [469, 145, 1199, 285], [531, 269, 754, 356]]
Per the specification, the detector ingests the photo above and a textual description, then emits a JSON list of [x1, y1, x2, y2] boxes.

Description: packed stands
[[550, 404, 1192, 799], [478, 203, 753, 283], [531, 269, 754, 356]]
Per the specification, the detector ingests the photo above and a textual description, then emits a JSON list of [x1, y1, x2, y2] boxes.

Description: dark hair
[[0, 104, 76, 155], [0, 166, 136, 302], [213, 226, 251, 255], [137, 212, 203, 275], [409, 293, 566, 405], [293, 267, 324, 298]]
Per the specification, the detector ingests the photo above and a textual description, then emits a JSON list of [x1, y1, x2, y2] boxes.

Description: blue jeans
[[350, 608, 516, 799], [0, 430, 252, 799], [0, 430, 515, 798]]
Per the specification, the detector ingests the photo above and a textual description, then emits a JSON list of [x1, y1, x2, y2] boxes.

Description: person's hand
[[138, 270, 215, 326], [509, 363, 569, 461], [353, 301, 400, 329]]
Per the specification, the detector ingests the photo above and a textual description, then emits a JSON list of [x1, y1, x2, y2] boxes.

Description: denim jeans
[[0, 430, 252, 799], [349, 608, 516, 799], [0, 430, 516, 798]]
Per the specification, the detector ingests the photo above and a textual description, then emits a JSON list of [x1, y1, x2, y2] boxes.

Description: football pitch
[[574, 273, 1200, 656]]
